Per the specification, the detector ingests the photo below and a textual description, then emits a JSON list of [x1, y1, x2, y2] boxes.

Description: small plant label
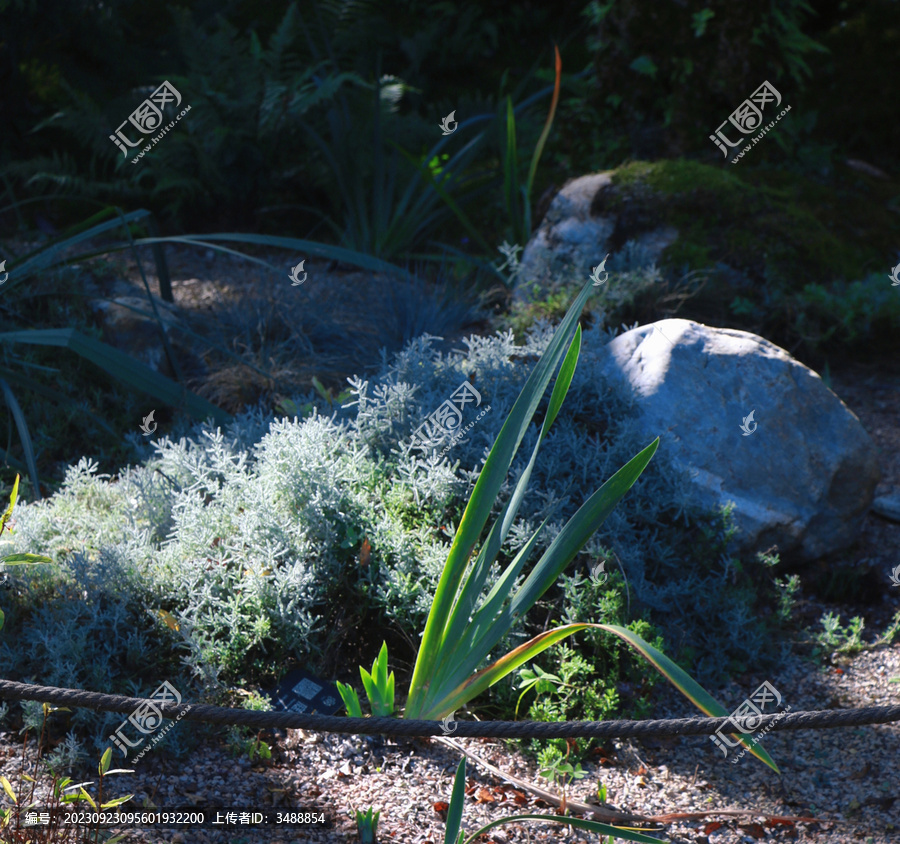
[[268, 668, 343, 715]]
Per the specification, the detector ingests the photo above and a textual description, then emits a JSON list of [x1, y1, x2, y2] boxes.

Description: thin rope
[[2, 679, 899, 739]]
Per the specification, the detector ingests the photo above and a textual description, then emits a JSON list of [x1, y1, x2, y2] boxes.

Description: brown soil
[[798, 359, 900, 630]]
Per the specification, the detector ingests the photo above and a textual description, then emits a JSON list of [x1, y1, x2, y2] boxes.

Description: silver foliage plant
[[0, 316, 764, 753]]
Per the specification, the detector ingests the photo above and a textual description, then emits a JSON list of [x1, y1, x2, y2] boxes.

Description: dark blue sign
[[267, 668, 343, 715]]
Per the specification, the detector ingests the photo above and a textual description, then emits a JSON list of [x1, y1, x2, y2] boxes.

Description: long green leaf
[[434, 621, 779, 773], [524, 45, 562, 202], [133, 234, 413, 281], [435, 625, 589, 716], [462, 814, 666, 844], [0, 474, 19, 533], [503, 97, 519, 238], [507, 439, 659, 618], [0, 380, 42, 499], [405, 277, 596, 716], [443, 758, 467, 844], [9, 210, 152, 282], [441, 438, 660, 701], [335, 681, 362, 718], [597, 623, 780, 772], [1, 553, 54, 565], [0, 329, 231, 426], [430, 328, 583, 688]]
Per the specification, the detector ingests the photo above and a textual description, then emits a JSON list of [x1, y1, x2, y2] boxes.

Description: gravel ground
[[1, 646, 897, 844]]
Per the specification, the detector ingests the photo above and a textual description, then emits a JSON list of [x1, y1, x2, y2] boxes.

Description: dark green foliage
[[583, 0, 828, 159], [799, 0, 900, 174]]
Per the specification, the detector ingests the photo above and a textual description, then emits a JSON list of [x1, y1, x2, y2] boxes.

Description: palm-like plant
[[365, 272, 779, 772]]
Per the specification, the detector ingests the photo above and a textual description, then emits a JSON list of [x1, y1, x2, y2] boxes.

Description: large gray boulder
[[589, 318, 880, 562], [514, 171, 677, 304]]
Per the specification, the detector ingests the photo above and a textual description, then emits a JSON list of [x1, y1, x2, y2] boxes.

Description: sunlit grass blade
[[430, 328, 582, 685], [335, 681, 362, 717], [1, 553, 54, 565], [506, 440, 659, 618], [0, 474, 19, 532], [431, 625, 590, 717], [431, 621, 780, 774]]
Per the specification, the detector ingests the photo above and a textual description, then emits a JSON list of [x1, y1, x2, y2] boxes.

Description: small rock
[[872, 492, 900, 522]]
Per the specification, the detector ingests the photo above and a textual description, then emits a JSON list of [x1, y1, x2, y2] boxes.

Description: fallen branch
[[433, 736, 843, 830]]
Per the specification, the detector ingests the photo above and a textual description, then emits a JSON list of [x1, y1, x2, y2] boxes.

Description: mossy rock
[[514, 158, 900, 365], [601, 159, 892, 287]]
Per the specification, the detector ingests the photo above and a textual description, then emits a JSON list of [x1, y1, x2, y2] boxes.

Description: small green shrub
[[225, 691, 274, 763], [355, 806, 380, 844], [537, 741, 587, 815], [336, 641, 395, 717], [0, 706, 134, 844], [582, 0, 827, 158], [792, 273, 900, 358], [816, 612, 866, 654]]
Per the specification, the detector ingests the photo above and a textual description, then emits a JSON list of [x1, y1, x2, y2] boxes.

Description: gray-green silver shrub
[[1, 317, 785, 753]]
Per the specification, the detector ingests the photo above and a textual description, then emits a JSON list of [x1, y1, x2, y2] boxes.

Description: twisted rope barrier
[[2, 679, 899, 739]]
